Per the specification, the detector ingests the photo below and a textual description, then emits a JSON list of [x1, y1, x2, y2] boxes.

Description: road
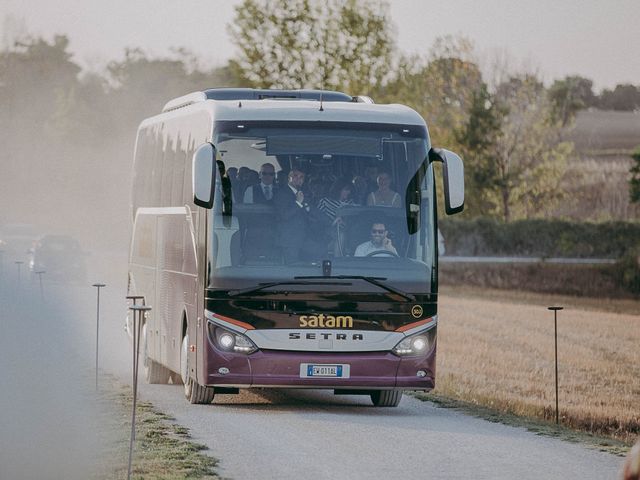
[[137, 383, 623, 480], [1, 258, 624, 480]]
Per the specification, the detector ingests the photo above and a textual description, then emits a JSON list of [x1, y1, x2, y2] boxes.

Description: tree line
[[1, 0, 638, 239]]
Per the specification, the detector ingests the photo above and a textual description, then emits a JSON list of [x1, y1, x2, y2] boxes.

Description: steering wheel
[[365, 249, 399, 257]]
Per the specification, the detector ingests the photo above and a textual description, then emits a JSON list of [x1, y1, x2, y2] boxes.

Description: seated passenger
[[243, 163, 277, 203], [354, 222, 397, 256], [366, 172, 401, 208], [235, 167, 257, 202], [351, 174, 369, 205], [317, 178, 358, 226], [317, 178, 357, 256]]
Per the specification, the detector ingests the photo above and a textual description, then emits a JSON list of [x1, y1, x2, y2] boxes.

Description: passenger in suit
[[243, 163, 277, 203], [273, 169, 323, 263], [240, 163, 278, 261]]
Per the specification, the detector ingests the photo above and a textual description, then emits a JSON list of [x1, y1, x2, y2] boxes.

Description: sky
[[1, 0, 639, 91]]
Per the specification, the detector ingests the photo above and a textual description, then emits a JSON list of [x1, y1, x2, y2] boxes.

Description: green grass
[[95, 381, 220, 480]]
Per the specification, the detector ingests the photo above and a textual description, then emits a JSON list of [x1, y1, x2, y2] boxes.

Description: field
[[557, 109, 640, 221], [434, 286, 640, 444], [570, 110, 640, 153]]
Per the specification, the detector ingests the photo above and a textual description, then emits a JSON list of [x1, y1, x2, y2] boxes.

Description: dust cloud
[[0, 269, 121, 479], [0, 39, 195, 478]]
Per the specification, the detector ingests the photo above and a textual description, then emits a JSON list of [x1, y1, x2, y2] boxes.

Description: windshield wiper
[[294, 275, 416, 302], [228, 280, 351, 297]]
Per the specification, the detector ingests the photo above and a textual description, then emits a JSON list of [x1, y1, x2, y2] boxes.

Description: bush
[[616, 247, 640, 294], [439, 218, 640, 258]]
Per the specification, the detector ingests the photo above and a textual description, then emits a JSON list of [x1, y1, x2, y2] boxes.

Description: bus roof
[[207, 99, 426, 126], [146, 89, 427, 129]]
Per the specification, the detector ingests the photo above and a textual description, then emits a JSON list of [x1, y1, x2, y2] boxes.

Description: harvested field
[[570, 110, 640, 153], [435, 286, 640, 443]]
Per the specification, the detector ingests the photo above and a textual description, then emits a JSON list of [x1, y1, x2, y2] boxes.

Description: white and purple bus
[[127, 88, 464, 407]]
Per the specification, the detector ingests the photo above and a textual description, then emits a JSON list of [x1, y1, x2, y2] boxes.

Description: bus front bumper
[[203, 348, 435, 390]]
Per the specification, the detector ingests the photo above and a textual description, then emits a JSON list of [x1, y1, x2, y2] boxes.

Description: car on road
[[28, 235, 87, 282], [0, 223, 40, 264]]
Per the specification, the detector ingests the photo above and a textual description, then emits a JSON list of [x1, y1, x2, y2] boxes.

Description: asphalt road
[[135, 384, 623, 480], [14, 257, 623, 480]]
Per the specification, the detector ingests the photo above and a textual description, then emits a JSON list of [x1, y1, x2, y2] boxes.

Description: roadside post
[[548, 306, 564, 425], [127, 303, 151, 480], [125, 295, 146, 338], [92, 283, 106, 391], [35, 270, 45, 300], [15, 260, 23, 283]]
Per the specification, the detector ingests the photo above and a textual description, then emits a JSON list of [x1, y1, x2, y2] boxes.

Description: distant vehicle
[[28, 235, 87, 282], [0, 223, 40, 262]]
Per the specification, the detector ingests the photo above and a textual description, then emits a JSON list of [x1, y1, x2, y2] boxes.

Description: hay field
[[570, 110, 640, 153], [435, 287, 640, 443]]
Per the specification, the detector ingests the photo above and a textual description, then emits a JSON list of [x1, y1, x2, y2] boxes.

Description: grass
[[432, 286, 640, 447], [94, 381, 220, 480], [412, 392, 631, 456]]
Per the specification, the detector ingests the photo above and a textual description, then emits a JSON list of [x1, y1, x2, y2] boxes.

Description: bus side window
[[132, 215, 156, 267], [161, 131, 175, 207], [172, 134, 186, 206]]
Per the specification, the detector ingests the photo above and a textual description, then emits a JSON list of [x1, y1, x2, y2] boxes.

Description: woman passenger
[[317, 178, 358, 255], [366, 172, 401, 208]]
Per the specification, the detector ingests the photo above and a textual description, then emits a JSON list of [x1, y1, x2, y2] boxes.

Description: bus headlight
[[392, 328, 436, 356], [208, 323, 258, 354], [218, 332, 235, 349]]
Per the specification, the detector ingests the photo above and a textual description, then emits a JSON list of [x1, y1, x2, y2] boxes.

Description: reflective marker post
[[125, 295, 146, 337], [126, 295, 146, 414], [15, 261, 23, 283], [92, 283, 106, 391], [548, 306, 564, 425], [35, 270, 46, 300], [127, 304, 151, 480]]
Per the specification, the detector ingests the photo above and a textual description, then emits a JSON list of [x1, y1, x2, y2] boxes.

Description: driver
[[354, 222, 397, 257]]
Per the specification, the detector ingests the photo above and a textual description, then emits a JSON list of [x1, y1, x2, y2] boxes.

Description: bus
[[127, 88, 464, 407]]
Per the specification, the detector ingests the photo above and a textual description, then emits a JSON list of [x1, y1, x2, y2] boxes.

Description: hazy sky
[[2, 0, 639, 90]]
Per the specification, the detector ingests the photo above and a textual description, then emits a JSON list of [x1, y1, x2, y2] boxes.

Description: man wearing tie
[[273, 169, 322, 263], [243, 163, 277, 203]]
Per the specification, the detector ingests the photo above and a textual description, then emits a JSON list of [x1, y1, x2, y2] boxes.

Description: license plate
[[300, 364, 350, 378]]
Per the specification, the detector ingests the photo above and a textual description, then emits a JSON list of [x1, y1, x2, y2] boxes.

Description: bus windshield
[[207, 121, 436, 297]]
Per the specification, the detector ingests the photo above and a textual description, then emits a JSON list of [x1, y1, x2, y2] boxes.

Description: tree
[[378, 36, 483, 150], [105, 48, 238, 139], [548, 75, 596, 127], [0, 35, 81, 141], [487, 75, 572, 221], [227, 0, 395, 94], [630, 147, 640, 203], [456, 83, 506, 216], [598, 84, 640, 111]]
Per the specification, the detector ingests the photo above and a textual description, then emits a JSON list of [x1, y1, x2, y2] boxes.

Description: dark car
[[29, 235, 87, 282], [0, 223, 41, 263]]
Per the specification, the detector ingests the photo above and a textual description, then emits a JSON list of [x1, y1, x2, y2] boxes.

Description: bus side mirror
[[429, 148, 464, 215], [192, 143, 216, 209]]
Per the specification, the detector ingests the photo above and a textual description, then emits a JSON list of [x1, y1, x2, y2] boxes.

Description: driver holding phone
[[354, 222, 397, 257]]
